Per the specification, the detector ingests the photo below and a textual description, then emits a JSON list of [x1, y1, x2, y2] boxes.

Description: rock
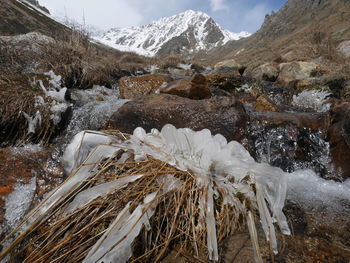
[[247, 108, 328, 131], [160, 73, 211, 100], [277, 61, 319, 84], [254, 95, 280, 111], [213, 59, 246, 75], [251, 63, 279, 82], [118, 74, 173, 99], [206, 74, 253, 91], [338, 40, 350, 58], [106, 94, 247, 141], [328, 102, 350, 180]]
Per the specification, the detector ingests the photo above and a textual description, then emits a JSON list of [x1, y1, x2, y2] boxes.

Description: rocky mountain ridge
[[95, 10, 250, 57]]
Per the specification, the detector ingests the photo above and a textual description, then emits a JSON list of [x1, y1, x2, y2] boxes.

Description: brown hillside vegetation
[[199, 0, 350, 70]]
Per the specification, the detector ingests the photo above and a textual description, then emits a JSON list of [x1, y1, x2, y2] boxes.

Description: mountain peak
[[95, 10, 250, 57]]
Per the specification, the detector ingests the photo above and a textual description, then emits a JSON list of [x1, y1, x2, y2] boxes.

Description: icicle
[[64, 174, 145, 215], [62, 130, 117, 175], [205, 182, 219, 261], [247, 211, 263, 263], [83, 192, 158, 263]]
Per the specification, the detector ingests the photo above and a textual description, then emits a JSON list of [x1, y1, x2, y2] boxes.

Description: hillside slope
[[0, 0, 70, 37], [204, 0, 350, 68]]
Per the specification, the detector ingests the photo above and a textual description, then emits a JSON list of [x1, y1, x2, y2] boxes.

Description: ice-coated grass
[[1, 125, 292, 263]]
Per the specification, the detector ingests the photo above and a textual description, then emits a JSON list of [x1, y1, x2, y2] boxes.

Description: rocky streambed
[[1, 59, 350, 262]]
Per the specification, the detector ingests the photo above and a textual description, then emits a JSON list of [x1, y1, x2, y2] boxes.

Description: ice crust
[[4, 177, 36, 231], [292, 89, 331, 112]]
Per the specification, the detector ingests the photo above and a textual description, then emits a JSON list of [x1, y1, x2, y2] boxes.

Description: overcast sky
[[39, 0, 287, 33]]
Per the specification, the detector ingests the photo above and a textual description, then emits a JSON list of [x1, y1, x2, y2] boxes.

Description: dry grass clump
[[0, 132, 255, 263], [38, 39, 154, 90], [0, 74, 59, 146]]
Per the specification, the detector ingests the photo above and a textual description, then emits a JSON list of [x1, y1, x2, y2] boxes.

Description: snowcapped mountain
[[94, 10, 250, 57]]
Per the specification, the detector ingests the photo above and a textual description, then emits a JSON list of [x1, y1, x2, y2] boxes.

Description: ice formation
[[39, 79, 67, 102], [4, 125, 291, 262], [4, 177, 36, 231], [292, 89, 331, 112], [62, 130, 117, 174], [22, 110, 41, 134]]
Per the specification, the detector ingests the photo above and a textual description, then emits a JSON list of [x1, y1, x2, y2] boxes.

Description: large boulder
[[328, 102, 350, 180], [213, 59, 246, 75], [119, 74, 173, 99], [160, 73, 211, 100], [106, 94, 247, 141], [251, 63, 279, 82], [277, 62, 319, 84]]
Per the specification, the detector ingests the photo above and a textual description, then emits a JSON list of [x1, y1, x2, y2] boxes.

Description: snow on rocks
[[95, 10, 250, 56]]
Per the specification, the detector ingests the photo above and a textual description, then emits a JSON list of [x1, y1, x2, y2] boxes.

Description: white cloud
[[243, 3, 269, 32], [39, 0, 143, 29], [209, 0, 227, 12]]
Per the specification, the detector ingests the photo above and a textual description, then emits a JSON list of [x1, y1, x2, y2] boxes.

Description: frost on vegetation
[[4, 125, 293, 262], [4, 177, 36, 232], [292, 89, 331, 112], [22, 111, 41, 134], [31, 71, 71, 126]]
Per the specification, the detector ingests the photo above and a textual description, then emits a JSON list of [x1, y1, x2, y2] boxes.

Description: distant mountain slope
[[0, 0, 70, 37], [95, 10, 250, 57], [204, 0, 350, 67]]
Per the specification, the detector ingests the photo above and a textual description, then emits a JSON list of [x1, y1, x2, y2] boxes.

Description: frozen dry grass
[[0, 125, 290, 262]]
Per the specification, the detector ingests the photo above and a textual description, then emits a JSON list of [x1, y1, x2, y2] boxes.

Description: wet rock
[[328, 102, 350, 180], [254, 95, 280, 111], [0, 146, 63, 232], [119, 74, 173, 99], [160, 73, 211, 100], [278, 61, 319, 84], [247, 107, 328, 131], [251, 63, 279, 82], [206, 74, 253, 91], [213, 59, 246, 75], [107, 94, 247, 141], [323, 75, 348, 99]]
